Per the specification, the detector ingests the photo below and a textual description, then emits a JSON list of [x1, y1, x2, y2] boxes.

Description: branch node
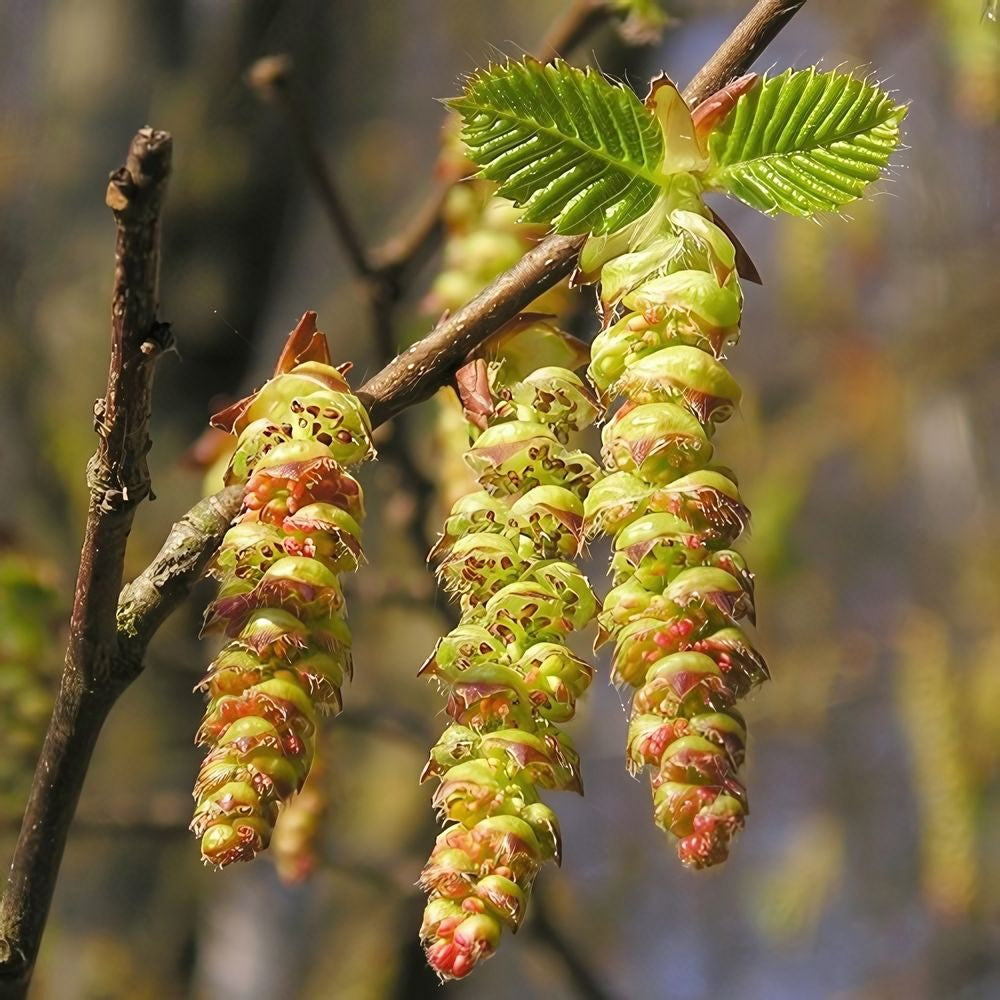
[[105, 128, 172, 219]]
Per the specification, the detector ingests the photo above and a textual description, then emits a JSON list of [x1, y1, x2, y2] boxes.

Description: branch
[[0, 128, 172, 997], [77, 126, 174, 682], [357, 234, 586, 426], [247, 55, 374, 281], [116, 486, 244, 650]]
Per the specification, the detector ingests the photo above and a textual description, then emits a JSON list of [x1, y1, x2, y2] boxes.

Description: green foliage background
[[0, 1, 996, 998]]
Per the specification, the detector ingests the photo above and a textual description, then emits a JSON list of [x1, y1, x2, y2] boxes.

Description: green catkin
[[420, 57, 904, 976], [191, 312, 374, 867], [584, 206, 769, 869], [418, 323, 600, 980]]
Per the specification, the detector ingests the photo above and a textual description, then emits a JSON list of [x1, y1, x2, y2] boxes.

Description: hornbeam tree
[[0, 1, 905, 994]]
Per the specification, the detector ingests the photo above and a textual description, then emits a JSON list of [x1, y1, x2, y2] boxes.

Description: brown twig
[[0, 4, 811, 994], [0, 128, 173, 997], [684, 0, 809, 107]]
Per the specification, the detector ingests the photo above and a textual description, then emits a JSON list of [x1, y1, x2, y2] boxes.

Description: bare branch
[[0, 127, 173, 997], [247, 55, 374, 281]]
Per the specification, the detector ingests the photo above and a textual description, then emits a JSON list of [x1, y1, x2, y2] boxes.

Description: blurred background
[[0, 1, 997, 998]]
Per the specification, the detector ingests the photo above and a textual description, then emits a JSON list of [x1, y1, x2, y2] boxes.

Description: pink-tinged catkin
[[191, 312, 373, 867], [584, 206, 769, 869], [418, 323, 599, 979]]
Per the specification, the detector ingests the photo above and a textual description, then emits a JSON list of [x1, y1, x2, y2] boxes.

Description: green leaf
[[447, 59, 666, 236], [704, 69, 907, 217]]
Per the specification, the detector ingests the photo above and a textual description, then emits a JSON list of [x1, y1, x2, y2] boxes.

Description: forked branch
[[0, 127, 173, 997]]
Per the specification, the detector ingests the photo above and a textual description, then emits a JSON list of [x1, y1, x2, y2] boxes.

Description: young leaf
[[447, 59, 666, 236], [704, 69, 907, 217]]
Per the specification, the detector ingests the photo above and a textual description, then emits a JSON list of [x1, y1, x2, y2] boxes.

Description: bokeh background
[[1, 1, 997, 998]]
